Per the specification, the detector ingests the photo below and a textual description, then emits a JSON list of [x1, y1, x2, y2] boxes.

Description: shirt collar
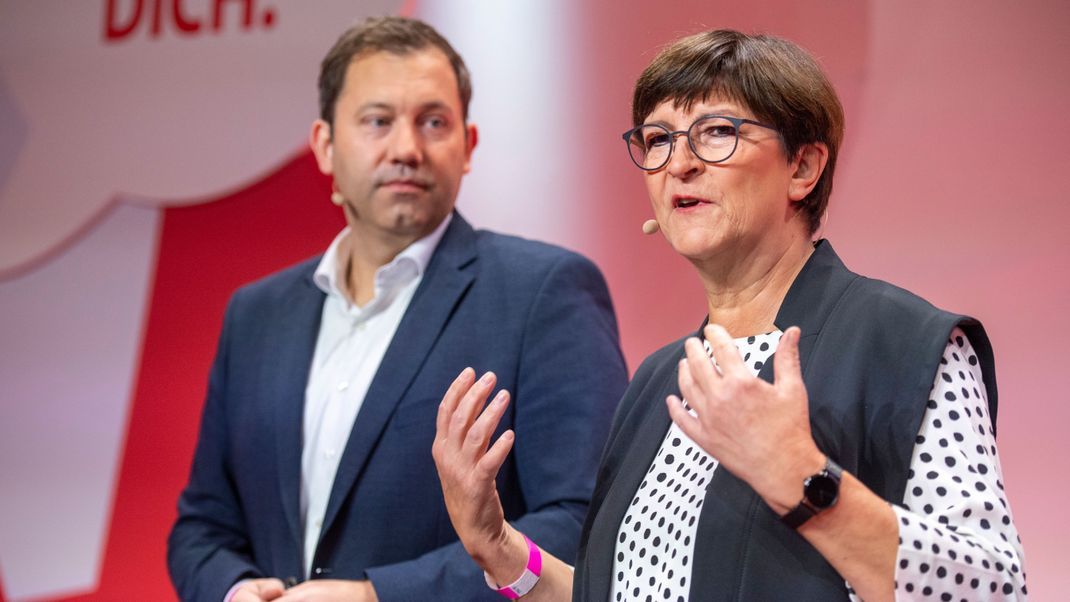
[[313, 213, 452, 302]]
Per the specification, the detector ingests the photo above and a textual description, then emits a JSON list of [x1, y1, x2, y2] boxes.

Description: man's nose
[[387, 122, 423, 166]]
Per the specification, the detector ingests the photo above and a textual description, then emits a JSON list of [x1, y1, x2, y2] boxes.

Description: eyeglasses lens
[[628, 116, 740, 170]]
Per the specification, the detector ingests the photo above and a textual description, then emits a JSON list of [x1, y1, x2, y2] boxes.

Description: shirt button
[[314, 518, 323, 528], [325, 449, 337, 459], [337, 381, 348, 392]]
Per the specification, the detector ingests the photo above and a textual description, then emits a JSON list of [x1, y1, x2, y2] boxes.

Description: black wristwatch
[[780, 456, 843, 529]]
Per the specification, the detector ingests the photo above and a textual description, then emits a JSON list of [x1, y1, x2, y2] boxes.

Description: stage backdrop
[[1, 1, 1067, 599]]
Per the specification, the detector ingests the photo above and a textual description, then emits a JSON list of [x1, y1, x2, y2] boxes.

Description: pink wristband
[[484, 534, 542, 599]]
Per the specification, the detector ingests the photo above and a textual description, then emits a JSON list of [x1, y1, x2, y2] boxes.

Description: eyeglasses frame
[[621, 114, 779, 171]]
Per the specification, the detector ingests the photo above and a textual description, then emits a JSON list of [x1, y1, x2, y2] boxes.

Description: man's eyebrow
[[415, 100, 455, 114], [356, 101, 394, 113], [356, 100, 455, 113]]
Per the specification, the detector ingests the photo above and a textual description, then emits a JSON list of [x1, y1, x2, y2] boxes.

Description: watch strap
[[780, 499, 817, 529]]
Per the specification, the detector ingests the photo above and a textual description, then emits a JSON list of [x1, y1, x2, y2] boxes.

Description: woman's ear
[[787, 142, 829, 202]]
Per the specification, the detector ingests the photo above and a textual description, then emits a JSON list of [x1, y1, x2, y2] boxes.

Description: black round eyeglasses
[[622, 115, 779, 171]]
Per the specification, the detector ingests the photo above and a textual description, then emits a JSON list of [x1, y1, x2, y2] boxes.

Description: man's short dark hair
[[632, 30, 844, 234], [318, 16, 473, 127]]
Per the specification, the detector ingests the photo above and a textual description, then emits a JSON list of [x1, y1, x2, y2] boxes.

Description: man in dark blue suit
[[167, 16, 627, 602]]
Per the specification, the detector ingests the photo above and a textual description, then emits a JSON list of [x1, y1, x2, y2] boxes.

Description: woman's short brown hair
[[318, 16, 472, 127], [632, 30, 844, 234]]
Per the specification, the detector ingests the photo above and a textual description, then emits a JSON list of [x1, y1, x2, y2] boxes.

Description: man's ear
[[462, 123, 479, 174], [787, 142, 829, 202], [309, 119, 334, 176]]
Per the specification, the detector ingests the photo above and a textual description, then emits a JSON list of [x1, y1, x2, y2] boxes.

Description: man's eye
[[364, 116, 391, 128], [424, 116, 448, 129]]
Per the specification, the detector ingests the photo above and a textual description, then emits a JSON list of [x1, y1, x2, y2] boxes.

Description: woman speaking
[[432, 30, 1026, 601]]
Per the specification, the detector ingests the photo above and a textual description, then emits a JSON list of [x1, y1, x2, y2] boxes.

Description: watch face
[[805, 473, 840, 508]]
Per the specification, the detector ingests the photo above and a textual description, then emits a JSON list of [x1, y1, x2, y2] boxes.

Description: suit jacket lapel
[[771, 239, 858, 384], [271, 263, 328, 559], [320, 213, 478, 538]]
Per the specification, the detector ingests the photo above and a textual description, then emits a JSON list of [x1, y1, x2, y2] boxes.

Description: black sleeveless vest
[[573, 240, 997, 601]]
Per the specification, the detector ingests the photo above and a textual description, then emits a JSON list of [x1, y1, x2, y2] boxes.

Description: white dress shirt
[[299, 214, 451, 577]]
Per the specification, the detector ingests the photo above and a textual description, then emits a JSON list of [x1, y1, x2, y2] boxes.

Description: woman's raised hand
[[432, 368, 518, 566], [433, 368, 578, 601], [667, 324, 824, 514]]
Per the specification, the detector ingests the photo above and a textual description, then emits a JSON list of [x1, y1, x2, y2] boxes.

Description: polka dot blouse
[[610, 328, 1026, 601]]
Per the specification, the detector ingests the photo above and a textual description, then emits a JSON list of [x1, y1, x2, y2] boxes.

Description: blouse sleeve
[[850, 327, 1027, 600]]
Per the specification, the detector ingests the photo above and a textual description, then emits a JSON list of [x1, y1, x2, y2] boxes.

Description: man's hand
[[666, 324, 825, 514], [276, 579, 377, 601], [230, 578, 286, 602]]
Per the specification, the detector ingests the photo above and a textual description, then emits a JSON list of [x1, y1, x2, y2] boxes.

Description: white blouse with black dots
[[609, 328, 1026, 602]]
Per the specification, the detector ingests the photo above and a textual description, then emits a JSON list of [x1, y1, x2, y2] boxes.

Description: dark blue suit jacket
[[168, 213, 628, 601]]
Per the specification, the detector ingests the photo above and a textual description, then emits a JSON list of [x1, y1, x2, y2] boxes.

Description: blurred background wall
[[0, 0, 1066, 599]]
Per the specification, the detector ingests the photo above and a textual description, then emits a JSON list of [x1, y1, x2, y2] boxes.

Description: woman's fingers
[[448, 371, 497, 447], [434, 368, 515, 479], [477, 429, 516, 480], [773, 326, 805, 397], [437, 367, 476, 439], [676, 358, 706, 417], [464, 389, 511, 455], [683, 336, 721, 390], [666, 394, 702, 444], [703, 324, 747, 377]]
